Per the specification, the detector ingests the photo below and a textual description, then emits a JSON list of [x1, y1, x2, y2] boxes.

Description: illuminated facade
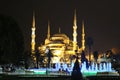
[[31, 11, 85, 63]]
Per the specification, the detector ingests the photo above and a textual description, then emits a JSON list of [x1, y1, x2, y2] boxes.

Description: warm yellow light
[[53, 50, 62, 55]]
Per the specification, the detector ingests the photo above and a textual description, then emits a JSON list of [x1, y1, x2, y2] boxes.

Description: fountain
[[23, 60, 119, 77], [79, 61, 119, 77], [45, 61, 118, 76]]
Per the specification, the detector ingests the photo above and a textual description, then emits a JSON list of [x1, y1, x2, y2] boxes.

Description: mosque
[[31, 10, 85, 64]]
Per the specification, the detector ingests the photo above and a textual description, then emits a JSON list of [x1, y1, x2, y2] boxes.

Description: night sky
[[0, 0, 120, 52]]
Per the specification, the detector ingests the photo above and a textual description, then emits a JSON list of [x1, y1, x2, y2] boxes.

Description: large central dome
[[50, 33, 70, 44], [51, 33, 69, 40], [52, 33, 69, 39]]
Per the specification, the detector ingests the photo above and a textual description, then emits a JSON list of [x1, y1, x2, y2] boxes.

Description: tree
[[46, 48, 53, 68], [72, 54, 83, 80], [81, 51, 86, 63], [0, 14, 24, 64], [35, 50, 40, 68], [24, 51, 31, 69], [93, 51, 98, 62], [86, 37, 94, 62], [81, 50, 89, 69]]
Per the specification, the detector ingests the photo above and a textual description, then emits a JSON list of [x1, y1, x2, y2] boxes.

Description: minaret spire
[[82, 20, 85, 51], [32, 12, 35, 28], [73, 9, 77, 51], [74, 9, 77, 27], [59, 27, 61, 33], [31, 12, 36, 54], [47, 21, 50, 39], [45, 21, 50, 45]]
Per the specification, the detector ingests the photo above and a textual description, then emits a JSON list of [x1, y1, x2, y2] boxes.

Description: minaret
[[73, 10, 77, 51], [82, 20, 85, 51], [45, 21, 50, 44], [47, 21, 50, 39], [31, 12, 36, 54]]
